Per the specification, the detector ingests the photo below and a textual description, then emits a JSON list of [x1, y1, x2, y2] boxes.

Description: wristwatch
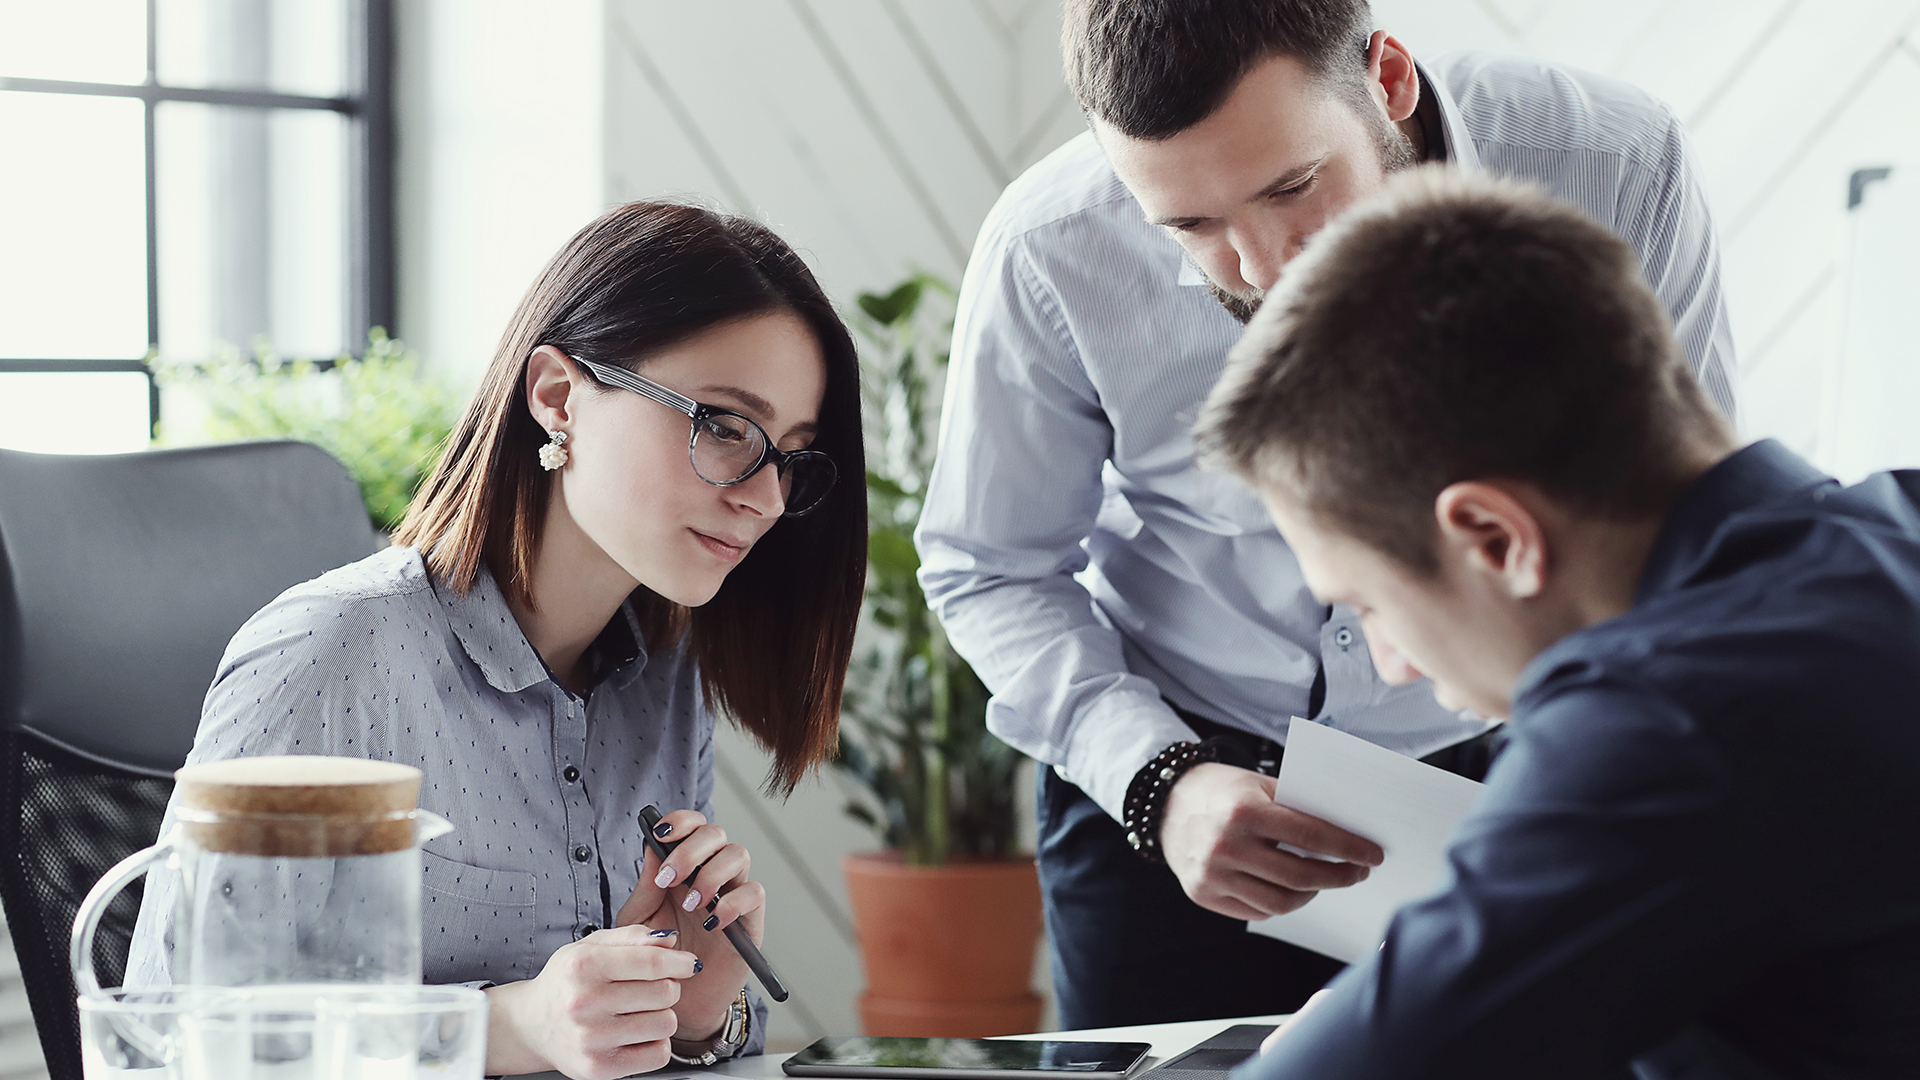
[[669, 987, 752, 1066]]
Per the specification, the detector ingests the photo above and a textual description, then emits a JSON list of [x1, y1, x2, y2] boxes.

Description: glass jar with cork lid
[[73, 756, 452, 993]]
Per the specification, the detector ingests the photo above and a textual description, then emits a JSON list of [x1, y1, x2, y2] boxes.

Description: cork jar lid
[[175, 756, 425, 857]]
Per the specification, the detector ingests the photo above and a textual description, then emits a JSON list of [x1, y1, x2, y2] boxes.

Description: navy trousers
[[1036, 725, 1504, 1029], [1036, 763, 1343, 1029]]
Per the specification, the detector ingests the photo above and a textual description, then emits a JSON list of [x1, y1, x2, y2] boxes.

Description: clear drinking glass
[[78, 987, 246, 1080], [177, 985, 488, 1080], [320, 986, 489, 1080]]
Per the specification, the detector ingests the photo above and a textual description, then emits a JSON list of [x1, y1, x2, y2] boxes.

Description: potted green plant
[[834, 274, 1041, 1038], [156, 329, 460, 532]]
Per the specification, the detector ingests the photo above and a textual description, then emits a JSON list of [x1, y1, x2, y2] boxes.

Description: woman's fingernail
[[653, 820, 674, 839], [654, 865, 676, 888], [682, 890, 702, 912], [693, 958, 704, 974], [649, 928, 678, 939], [702, 913, 719, 933]]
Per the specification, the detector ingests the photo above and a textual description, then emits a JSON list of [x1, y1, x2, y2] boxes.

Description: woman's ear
[[525, 345, 582, 433], [1369, 31, 1421, 125], [1434, 481, 1547, 599]]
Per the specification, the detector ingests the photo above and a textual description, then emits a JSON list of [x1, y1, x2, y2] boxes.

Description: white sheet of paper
[[1246, 717, 1486, 962]]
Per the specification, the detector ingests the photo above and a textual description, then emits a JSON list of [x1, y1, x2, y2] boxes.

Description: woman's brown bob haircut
[[395, 201, 867, 794], [1197, 168, 1730, 572]]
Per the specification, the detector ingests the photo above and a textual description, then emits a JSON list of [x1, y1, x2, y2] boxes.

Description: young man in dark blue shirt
[[1195, 168, 1920, 1079]]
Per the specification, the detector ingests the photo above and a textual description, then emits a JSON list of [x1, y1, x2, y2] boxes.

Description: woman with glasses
[[128, 202, 866, 1077]]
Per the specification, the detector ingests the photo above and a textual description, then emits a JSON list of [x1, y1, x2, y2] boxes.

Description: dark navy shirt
[[1241, 441, 1920, 1080]]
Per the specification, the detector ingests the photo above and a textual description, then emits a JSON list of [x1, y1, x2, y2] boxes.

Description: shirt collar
[[1634, 439, 1835, 606], [1415, 57, 1479, 174], [1172, 57, 1477, 289], [435, 564, 649, 695], [582, 602, 648, 691]]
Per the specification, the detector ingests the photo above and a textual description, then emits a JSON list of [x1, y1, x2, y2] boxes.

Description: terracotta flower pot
[[843, 851, 1044, 1037]]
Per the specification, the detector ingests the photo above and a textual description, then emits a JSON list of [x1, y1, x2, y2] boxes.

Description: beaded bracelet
[[1121, 740, 1220, 863]]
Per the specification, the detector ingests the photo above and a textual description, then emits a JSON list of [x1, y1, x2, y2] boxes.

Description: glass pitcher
[[73, 756, 452, 994]]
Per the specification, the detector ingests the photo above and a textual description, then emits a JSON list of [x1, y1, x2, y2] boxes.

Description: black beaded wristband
[[1121, 740, 1220, 863]]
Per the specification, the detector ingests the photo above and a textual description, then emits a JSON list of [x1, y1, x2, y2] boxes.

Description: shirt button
[[573, 845, 592, 863], [1334, 627, 1355, 648], [562, 765, 580, 783], [578, 924, 599, 939]]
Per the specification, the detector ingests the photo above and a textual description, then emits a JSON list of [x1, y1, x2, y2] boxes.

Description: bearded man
[[915, 0, 1742, 1028]]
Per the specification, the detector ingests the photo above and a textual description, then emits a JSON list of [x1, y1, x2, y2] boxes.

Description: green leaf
[[868, 529, 920, 578], [865, 471, 911, 501], [155, 328, 460, 532], [856, 279, 925, 326]]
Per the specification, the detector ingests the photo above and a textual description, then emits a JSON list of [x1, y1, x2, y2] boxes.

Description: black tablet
[[782, 1037, 1152, 1080]]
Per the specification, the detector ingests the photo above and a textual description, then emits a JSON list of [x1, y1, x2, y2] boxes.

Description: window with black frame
[[0, 0, 392, 453]]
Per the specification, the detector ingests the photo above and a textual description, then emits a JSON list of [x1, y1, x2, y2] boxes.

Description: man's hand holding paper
[[1159, 761, 1383, 921], [1250, 719, 1487, 962]]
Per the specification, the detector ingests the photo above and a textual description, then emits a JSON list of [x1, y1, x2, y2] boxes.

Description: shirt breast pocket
[[420, 849, 540, 984]]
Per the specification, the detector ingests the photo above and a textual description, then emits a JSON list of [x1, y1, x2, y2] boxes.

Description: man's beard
[[1208, 279, 1264, 324], [1207, 114, 1422, 324]]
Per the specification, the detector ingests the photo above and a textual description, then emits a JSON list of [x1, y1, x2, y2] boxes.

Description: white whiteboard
[[1819, 164, 1920, 483]]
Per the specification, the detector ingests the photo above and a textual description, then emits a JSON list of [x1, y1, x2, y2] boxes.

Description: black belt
[[1167, 703, 1505, 783], [1169, 705, 1284, 777]]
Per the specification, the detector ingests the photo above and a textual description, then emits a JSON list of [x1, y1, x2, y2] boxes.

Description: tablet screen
[[787, 1036, 1150, 1076]]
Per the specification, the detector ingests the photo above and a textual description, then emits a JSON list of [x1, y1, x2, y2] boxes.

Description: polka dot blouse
[[125, 547, 759, 1046]]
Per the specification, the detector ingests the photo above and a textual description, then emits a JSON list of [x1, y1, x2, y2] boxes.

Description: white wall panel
[[606, 0, 1079, 299], [1825, 164, 1920, 479], [394, 0, 603, 387]]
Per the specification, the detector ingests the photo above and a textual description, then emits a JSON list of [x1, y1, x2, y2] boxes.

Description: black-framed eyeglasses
[[571, 356, 838, 518]]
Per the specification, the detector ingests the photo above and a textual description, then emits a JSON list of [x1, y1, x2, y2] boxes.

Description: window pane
[[0, 1, 147, 85], [0, 372, 151, 454], [156, 0, 347, 99], [0, 93, 148, 359], [156, 102, 348, 363]]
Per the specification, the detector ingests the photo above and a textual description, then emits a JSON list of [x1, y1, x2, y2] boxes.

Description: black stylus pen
[[638, 803, 791, 1002]]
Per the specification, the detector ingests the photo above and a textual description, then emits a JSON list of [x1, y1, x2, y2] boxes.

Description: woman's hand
[[483, 924, 696, 1080], [617, 807, 767, 1046]]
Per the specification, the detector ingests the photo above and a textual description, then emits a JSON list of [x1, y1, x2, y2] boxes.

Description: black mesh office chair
[[0, 441, 376, 1080]]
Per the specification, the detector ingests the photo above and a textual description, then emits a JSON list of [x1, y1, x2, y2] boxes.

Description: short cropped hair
[[1196, 168, 1729, 572], [1062, 0, 1376, 139]]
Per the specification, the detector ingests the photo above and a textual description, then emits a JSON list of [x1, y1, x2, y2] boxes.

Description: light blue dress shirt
[[915, 51, 1741, 821], [126, 545, 766, 1053]]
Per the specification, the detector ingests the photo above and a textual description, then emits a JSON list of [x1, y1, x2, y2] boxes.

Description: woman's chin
[[644, 571, 726, 609]]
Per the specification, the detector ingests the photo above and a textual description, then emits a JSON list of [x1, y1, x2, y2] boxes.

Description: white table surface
[[509, 1015, 1288, 1080]]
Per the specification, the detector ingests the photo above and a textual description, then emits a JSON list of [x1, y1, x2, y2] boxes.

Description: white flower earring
[[538, 428, 570, 470]]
